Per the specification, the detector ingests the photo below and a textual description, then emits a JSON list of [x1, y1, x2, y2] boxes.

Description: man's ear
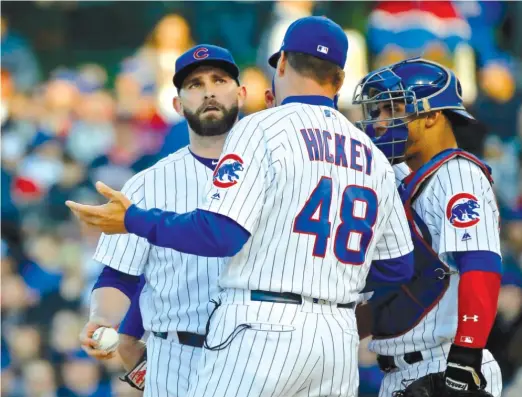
[[237, 85, 247, 110], [425, 110, 442, 129], [335, 69, 346, 95], [173, 96, 183, 117], [264, 88, 275, 109]]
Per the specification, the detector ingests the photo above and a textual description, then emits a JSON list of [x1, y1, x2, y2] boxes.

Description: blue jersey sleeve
[[118, 276, 146, 339], [362, 251, 414, 293], [92, 265, 141, 299], [452, 251, 502, 275], [124, 205, 250, 257]]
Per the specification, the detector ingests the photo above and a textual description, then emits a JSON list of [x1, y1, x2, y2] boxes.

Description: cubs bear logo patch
[[446, 192, 481, 228], [212, 154, 244, 188]]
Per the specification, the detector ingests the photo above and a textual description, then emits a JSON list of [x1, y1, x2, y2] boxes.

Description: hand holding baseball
[[79, 321, 119, 360]]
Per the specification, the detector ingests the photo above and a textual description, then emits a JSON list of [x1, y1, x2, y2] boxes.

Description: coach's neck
[[275, 52, 340, 106], [278, 75, 338, 104]]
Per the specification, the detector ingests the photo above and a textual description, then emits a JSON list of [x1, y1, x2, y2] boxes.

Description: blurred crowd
[[1, 1, 522, 396]]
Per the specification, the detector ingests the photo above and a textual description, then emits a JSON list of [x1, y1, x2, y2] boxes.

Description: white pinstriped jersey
[[392, 162, 411, 186], [369, 157, 501, 355], [202, 102, 413, 303], [93, 147, 224, 334]]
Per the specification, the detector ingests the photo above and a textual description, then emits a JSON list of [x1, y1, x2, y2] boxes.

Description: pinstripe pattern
[[371, 158, 501, 355], [144, 334, 201, 397], [378, 346, 502, 397], [93, 147, 224, 397], [93, 147, 225, 335], [187, 291, 359, 397], [392, 162, 411, 186], [187, 102, 412, 396], [202, 103, 413, 304], [372, 158, 502, 396]]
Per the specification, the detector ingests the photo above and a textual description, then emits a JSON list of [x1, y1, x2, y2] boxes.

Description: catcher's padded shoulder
[[119, 350, 147, 391]]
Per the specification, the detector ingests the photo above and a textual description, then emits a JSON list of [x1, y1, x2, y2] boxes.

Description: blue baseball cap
[[268, 16, 348, 69], [173, 44, 240, 89]]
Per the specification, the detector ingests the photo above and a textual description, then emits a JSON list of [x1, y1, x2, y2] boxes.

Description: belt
[[377, 351, 423, 372], [152, 331, 205, 348], [250, 290, 355, 309]]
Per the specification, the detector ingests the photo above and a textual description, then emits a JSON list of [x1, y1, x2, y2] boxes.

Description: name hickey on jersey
[[300, 128, 373, 175]]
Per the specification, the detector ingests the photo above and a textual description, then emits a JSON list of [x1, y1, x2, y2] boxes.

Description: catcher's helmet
[[352, 57, 475, 164]]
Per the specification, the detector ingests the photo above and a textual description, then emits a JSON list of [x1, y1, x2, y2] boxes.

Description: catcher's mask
[[352, 57, 475, 164]]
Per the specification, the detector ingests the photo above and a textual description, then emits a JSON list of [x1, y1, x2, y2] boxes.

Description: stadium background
[[1, 1, 522, 396]]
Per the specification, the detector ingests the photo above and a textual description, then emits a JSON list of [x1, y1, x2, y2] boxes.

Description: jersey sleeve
[[431, 159, 501, 256], [118, 276, 145, 339], [373, 167, 414, 260], [392, 162, 411, 187], [201, 116, 276, 233], [93, 175, 151, 276]]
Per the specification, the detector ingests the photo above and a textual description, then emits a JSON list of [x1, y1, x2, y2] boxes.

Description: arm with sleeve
[[124, 117, 273, 257], [93, 174, 151, 276], [90, 174, 151, 326], [369, 167, 415, 287], [118, 276, 146, 339], [436, 160, 502, 349]]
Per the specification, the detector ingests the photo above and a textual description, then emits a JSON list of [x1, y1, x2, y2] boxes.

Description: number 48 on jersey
[[293, 177, 378, 265]]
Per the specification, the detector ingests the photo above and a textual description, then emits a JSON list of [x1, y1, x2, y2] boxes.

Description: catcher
[[353, 58, 503, 397]]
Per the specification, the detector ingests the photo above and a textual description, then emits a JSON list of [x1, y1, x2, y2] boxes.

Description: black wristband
[[448, 344, 483, 370]]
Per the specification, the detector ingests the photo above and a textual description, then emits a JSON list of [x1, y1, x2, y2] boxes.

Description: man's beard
[[184, 101, 239, 137]]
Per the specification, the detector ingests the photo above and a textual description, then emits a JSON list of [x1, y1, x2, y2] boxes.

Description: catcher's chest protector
[[371, 149, 493, 339]]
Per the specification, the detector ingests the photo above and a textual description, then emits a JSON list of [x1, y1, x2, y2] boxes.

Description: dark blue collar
[[189, 148, 219, 171], [281, 95, 335, 109]]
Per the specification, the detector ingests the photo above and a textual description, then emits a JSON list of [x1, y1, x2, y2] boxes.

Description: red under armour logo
[[193, 47, 209, 60]]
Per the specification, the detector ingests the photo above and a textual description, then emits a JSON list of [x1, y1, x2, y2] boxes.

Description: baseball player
[[74, 44, 247, 396], [68, 16, 415, 397], [352, 58, 503, 397]]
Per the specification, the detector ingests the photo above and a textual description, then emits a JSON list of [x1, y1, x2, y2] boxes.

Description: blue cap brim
[[268, 52, 280, 68], [173, 60, 240, 89], [451, 109, 475, 121]]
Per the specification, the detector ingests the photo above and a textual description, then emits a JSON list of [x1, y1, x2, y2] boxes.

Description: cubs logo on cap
[[212, 154, 244, 188], [173, 44, 240, 89], [193, 47, 209, 60], [446, 192, 481, 228]]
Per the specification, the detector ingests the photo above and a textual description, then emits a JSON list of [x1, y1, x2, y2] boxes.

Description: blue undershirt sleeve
[[124, 205, 251, 257], [92, 265, 141, 300]]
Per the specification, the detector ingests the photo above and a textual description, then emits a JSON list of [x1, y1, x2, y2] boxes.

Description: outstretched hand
[[66, 181, 132, 235]]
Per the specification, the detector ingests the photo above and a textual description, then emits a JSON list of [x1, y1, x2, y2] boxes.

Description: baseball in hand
[[92, 327, 120, 353]]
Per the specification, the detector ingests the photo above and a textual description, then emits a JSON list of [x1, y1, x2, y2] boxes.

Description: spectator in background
[[135, 13, 194, 123], [4, 325, 42, 367], [193, 1, 269, 67], [0, 16, 41, 92], [366, 0, 471, 69], [21, 360, 58, 397], [67, 90, 116, 166], [453, 1, 522, 212], [257, 0, 314, 77], [59, 351, 111, 397], [239, 67, 270, 115]]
